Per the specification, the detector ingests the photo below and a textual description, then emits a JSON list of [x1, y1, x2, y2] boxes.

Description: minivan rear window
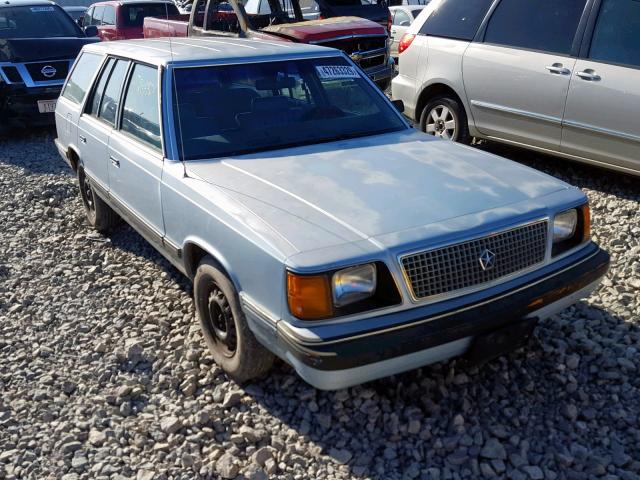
[[122, 3, 179, 27], [419, 0, 493, 41]]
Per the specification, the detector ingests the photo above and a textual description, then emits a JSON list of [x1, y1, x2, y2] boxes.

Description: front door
[[463, 0, 587, 151], [107, 63, 165, 238], [561, 0, 640, 173]]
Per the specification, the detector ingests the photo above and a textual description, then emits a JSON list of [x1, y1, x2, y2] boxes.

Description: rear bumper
[[0, 84, 61, 126], [275, 244, 609, 389]]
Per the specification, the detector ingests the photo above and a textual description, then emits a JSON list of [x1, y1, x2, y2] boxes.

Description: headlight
[[553, 209, 578, 242], [552, 204, 590, 257], [332, 264, 376, 307], [287, 262, 400, 320]]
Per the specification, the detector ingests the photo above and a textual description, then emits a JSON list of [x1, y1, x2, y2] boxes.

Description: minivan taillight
[[398, 33, 415, 54]]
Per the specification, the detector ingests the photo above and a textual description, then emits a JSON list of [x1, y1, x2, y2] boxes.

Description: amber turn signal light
[[580, 203, 591, 241], [287, 272, 333, 320]]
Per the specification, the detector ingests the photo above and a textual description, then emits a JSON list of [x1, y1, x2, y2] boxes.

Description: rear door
[[463, 0, 587, 151], [77, 58, 130, 190], [107, 62, 165, 237], [561, 0, 640, 173]]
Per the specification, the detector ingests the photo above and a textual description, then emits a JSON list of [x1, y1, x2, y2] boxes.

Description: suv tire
[[77, 167, 120, 232], [194, 257, 274, 383], [420, 95, 471, 144]]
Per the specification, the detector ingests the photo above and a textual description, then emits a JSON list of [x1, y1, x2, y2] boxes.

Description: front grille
[[316, 36, 386, 55], [401, 221, 548, 300], [357, 53, 385, 70], [25, 61, 70, 82], [1, 66, 23, 83]]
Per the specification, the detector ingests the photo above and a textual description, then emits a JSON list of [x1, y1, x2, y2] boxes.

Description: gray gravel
[[1, 129, 639, 480]]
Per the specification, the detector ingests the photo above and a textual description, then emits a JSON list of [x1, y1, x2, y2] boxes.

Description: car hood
[[0, 37, 99, 62], [187, 130, 569, 255], [261, 16, 385, 43]]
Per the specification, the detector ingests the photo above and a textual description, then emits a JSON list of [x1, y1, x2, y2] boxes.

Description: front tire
[[194, 257, 274, 383], [420, 95, 471, 144], [77, 167, 119, 233]]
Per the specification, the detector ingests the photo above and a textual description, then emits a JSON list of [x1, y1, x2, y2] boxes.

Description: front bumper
[[364, 60, 393, 88], [275, 243, 609, 389], [0, 84, 62, 127]]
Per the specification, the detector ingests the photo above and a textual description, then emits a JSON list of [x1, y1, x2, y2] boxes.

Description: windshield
[[122, 3, 179, 27], [0, 5, 82, 38], [172, 56, 406, 160]]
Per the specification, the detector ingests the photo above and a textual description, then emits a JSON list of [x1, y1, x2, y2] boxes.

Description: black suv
[[0, 0, 99, 131]]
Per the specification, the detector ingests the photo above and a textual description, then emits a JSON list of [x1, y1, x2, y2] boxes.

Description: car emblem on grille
[[479, 249, 496, 271], [41, 65, 57, 78]]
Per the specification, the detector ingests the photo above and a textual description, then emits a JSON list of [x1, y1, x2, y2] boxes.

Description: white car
[[389, 4, 426, 59], [392, 0, 640, 176]]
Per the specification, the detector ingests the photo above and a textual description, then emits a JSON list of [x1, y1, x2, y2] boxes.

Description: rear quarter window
[[62, 53, 103, 105], [418, 0, 493, 41]]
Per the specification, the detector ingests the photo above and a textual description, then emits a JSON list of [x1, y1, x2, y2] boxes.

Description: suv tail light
[[398, 33, 415, 54]]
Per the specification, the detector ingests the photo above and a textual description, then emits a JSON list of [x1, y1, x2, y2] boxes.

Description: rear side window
[[419, 0, 493, 41], [121, 64, 161, 150], [62, 53, 103, 104], [122, 3, 179, 27], [589, 0, 640, 68], [102, 5, 116, 25], [393, 9, 411, 25], [99, 60, 130, 126], [87, 58, 116, 116], [484, 0, 587, 55]]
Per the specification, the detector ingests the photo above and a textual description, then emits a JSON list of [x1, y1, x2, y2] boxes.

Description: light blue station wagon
[[54, 38, 609, 390]]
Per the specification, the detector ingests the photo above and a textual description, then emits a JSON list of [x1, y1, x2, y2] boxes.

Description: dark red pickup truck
[[82, 0, 179, 40], [143, 0, 393, 89]]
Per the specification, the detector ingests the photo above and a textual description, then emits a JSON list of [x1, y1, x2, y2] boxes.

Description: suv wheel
[[420, 95, 471, 144], [194, 257, 274, 383], [77, 167, 120, 232]]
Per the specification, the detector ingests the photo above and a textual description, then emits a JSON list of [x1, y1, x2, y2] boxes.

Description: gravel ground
[[0, 129, 639, 480]]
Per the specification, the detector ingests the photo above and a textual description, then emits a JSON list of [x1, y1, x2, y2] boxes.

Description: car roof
[[64, 5, 87, 9], [90, 0, 175, 5], [0, 0, 57, 7], [82, 37, 341, 67]]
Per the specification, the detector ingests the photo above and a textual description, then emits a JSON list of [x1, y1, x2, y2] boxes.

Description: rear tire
[[420, 95, 471, 144], [77, 167, 119, 233], [194, 257, 274, 383]]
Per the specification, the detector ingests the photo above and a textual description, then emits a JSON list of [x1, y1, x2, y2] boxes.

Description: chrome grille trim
[[400, 220, 548, 301]]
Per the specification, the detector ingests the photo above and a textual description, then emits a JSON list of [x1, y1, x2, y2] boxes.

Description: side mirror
[[84, 25, 99, 37], [391, 99, 404, 113], [400, 20, 410, 26]]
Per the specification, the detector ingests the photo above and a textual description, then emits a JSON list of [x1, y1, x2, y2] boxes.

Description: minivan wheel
[[77, 167, 119, 232], [420, 95, 471, 144], [194, 257, 274, 383]]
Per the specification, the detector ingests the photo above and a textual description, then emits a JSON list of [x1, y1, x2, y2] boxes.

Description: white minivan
[[392, 0, 640, 176]]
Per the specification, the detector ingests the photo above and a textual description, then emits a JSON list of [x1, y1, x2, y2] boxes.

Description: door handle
[[545, 64, 571, 75], [110, 156, 120, 168], [576, 70, 601, 81], [79, 135, 87, 144]]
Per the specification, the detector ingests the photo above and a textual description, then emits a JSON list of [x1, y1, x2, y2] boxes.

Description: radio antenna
[[164, 1, 189, 178]]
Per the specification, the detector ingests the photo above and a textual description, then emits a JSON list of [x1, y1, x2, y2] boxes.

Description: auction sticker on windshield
[[315, 65, 360, 79]]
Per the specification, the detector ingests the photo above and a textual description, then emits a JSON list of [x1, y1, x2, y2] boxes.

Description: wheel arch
[[182, 239, 238, 290], [415, 81, 471, 126], [67, 146, 80, 172]]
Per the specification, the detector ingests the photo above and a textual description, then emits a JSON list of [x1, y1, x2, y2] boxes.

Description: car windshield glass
[[172, 56, 406, 160], [0, 5, 81, 38], [122, 3, 179, 27], [325, 0, 386, 6]]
